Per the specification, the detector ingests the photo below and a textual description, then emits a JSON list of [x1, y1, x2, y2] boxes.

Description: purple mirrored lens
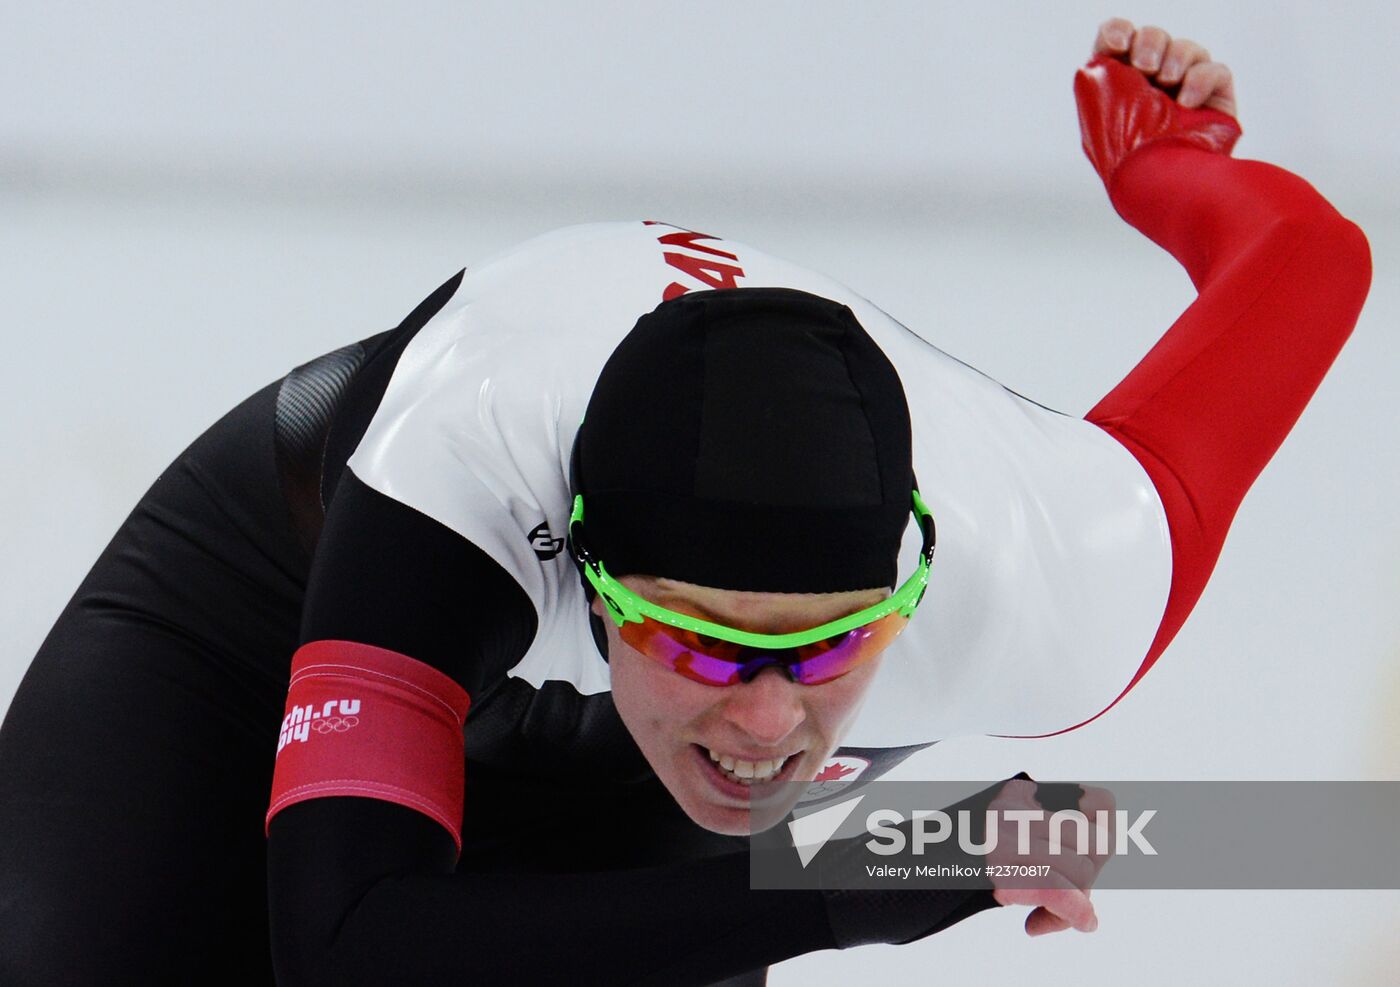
[[619, 613, 908, 686]]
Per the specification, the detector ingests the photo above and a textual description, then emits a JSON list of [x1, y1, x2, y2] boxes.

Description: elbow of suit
[[1303, 214, 1372, 335], [1331, 218, 1374, 304], [1249, 212, 1374, 343]]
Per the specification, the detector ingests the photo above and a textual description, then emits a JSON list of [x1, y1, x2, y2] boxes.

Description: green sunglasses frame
[[568, 490, 936, 648]]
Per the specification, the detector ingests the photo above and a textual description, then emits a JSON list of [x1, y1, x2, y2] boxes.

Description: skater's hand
[[987, 778, 1115, 937], [1092, 18, 1236, 118], [1075, 22, 1242, 189]]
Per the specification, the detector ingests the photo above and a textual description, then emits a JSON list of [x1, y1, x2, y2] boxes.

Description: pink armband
[[266, 640, 472, 850]]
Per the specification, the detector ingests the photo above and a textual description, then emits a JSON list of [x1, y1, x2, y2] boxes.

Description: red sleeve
[[1074, 60, 1372, 717]]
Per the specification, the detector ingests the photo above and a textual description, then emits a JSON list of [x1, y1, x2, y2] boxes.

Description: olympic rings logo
[[311, 716, 360, 734]]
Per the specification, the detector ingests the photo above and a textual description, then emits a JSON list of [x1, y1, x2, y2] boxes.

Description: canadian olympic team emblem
[[797, 754, 871, 803], [277, 699, 362, 754]]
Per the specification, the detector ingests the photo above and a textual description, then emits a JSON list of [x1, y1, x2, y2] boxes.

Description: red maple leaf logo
[[813, 761, 857, 783]]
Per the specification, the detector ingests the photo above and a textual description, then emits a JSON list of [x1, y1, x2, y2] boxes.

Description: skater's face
[[598, 576, 889, 835]]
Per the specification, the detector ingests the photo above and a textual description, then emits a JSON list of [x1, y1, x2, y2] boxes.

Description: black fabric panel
[[275, 342, 367, 554], [299, 471, 536, 698]]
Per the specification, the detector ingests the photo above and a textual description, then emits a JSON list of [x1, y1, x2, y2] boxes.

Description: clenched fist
[[1093, 17, 1237, 118], [1076, 21, 1243, 193]]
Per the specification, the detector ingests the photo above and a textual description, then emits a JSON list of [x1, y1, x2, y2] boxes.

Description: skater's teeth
[[705, 747, 793, 782]]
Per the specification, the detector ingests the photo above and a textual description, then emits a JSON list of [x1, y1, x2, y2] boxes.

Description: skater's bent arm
[[1079, 42, 1371, 698], [269, 800, 836, 986]]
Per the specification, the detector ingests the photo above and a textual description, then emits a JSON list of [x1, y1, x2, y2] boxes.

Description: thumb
[[1025, 907, 1074, 937]]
